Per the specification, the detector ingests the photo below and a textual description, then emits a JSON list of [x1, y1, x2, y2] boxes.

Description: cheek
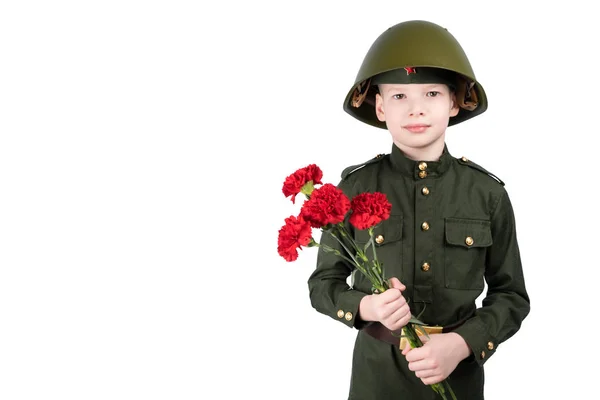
[[384, 101, 407, 116]]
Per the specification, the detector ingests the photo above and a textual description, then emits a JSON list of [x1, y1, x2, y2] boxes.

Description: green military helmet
[[343, 20, 488, 129]]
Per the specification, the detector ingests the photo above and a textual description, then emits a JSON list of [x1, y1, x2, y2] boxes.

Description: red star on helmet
[[404, 67, 416, 75]]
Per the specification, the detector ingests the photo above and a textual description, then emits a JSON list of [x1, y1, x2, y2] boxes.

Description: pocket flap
[[355, 215, 403, 246], [445, 217, 492, 248]]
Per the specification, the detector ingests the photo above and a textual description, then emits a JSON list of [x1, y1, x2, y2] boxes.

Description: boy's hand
[[358, 277, 411, 332], [401, 332, 471, 385]]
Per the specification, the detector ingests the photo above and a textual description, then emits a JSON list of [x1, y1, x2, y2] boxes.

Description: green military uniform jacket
[[307, 144, 530, 399]]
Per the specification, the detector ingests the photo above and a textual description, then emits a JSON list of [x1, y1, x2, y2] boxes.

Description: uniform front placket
[[413, 161, 435, 308]]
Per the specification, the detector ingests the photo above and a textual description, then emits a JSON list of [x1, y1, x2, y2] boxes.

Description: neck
[[393, 137, 445, 161]]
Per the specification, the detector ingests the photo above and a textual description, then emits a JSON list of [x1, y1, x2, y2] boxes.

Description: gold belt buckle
[[399, 325, 443, 350]]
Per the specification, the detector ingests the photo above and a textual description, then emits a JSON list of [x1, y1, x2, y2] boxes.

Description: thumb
[[388, 277, 406, 291]]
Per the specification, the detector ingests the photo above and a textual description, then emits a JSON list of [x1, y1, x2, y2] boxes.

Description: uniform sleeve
[[306, 177, 371, 329], [453, 189, 530, 366]]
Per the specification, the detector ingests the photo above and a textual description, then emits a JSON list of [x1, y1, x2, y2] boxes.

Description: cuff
[[453, 318, 498, 367], [334, 289, 369, 329]]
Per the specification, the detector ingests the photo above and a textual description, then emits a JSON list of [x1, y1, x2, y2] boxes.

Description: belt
[[363, 320, 465, 349]]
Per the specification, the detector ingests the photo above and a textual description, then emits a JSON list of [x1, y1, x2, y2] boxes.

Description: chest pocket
[[352, 215, 403, 290], [444, 217, 492, 290]]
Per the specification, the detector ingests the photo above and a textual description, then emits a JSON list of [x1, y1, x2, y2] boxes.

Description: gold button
[[345, 312, 353, 321], [421, 187, 430, 195], [418, 162, 428, 171], [375, 234, 384, 244], [465, 236, 474, 246], [421, 262, 430, 272], [487, 341, 494, 350], [418, 170, 427, 179], [376, 154, 383, 158], [421, 222, 430, 231], [461, 156, 469, 162], [480, 350, 486, 359], [337, 310, 344, 318]]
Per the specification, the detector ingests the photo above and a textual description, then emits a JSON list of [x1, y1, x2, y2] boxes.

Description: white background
[[1, 1, 598, 399]]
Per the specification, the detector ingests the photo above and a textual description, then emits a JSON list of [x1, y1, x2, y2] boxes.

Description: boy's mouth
[[403, 124, 430, 133]]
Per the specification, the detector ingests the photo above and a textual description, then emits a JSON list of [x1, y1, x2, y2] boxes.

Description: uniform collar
[[390, 143, 453, 179]]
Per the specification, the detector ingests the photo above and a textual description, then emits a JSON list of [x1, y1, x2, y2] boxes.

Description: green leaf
[[408, 316, 427, 325], [416, 302, 427, 320]]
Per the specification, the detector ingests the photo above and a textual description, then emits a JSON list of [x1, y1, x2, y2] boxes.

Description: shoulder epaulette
[[341, 153, 387, 180], [457, 156, 505, 186]]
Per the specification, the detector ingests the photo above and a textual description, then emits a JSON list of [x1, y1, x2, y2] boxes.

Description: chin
[[402, 138, 436, 149]]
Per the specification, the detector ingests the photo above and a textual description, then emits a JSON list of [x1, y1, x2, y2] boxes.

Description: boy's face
[[375, 83, 459, 155]]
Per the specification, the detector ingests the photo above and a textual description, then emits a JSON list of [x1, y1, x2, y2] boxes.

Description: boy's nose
[[408, 100, 426, 116], [408, 107, 425, 117]]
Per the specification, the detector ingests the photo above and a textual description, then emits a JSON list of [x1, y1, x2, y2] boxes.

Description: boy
[[307, 20, 530, 399]]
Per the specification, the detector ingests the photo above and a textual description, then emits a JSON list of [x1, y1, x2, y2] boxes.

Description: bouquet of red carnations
[[277, 164, 457, 400]]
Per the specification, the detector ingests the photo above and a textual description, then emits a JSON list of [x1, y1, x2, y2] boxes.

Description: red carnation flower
[[349, 192, 392, 230], [277, 215, 313, 262], [282, 164, 323, 203], [300, 183, 351, 228]]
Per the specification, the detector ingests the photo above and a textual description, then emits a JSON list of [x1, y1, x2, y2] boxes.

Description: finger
[[385, 295, 406, 309], [380, 289, 402, 304], [414, 368, 438, 379], [390, 313, 411, 332], [387, 305, 411, 330], [405, 347, 426, 363], [388, 277, 406, 291], [401, 345, 411, 356], [380, 301, 407, 322], [408, 358, 438, 373], [392, 303, 410, 319], [408, 359, 428, 372], [401, 313, 413, 330]]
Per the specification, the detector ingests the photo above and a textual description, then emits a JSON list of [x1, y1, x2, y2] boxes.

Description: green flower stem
[[443, 380, 457, 400], [319, 240, 372, 286], [367, 230, 387, 291], [334, 224, 384, 289], [370, 264, 385, 289], [325, 230, 364, 271], [336, 224, 367, 262], [368, 227, 378, 263], [317, 243, 359, 269]]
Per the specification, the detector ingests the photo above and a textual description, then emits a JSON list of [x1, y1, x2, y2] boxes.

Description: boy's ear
[[450, 92, 460, 117], [375, 93, 386, 122]]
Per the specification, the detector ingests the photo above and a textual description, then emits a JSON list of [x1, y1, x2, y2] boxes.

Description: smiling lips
[[403, 124, 430, 133]]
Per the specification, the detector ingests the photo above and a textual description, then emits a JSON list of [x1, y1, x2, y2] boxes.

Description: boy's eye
[[426, 91, 440, 97], [392, 94, 405, 99]]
